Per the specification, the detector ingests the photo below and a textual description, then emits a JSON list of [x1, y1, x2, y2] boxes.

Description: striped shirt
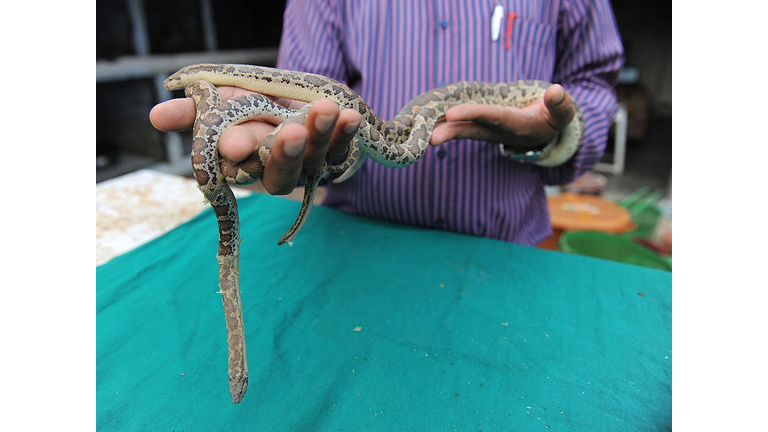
[[277, 0, 624, 245]]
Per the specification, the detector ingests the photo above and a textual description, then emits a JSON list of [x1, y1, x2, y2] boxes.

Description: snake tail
[[277, 166, 325, 246], [213, 200, 248, 404], [188, 81, 249, 403]]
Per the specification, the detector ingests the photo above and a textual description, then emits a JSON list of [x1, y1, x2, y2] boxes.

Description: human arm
[[430, 0, 623, 184], [541, 0, 624, 184]]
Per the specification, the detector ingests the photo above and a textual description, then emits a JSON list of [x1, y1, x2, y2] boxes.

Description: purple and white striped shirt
[[277, 0, 623, 245]]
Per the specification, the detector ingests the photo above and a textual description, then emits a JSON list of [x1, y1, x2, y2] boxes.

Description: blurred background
[[96, 0, 286, 182], [96, 0, 672, 265]]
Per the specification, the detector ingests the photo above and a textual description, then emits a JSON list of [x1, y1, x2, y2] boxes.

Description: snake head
[[163, 73, 185, 91], [164, 64, 230, 90]]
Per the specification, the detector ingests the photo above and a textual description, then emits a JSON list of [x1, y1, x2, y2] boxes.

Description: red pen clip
[[505, 12, 518, 50]]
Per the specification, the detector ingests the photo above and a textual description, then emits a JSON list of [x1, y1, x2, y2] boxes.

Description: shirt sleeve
[[538, 0, 624, 186], [276, 0, 349, 83]]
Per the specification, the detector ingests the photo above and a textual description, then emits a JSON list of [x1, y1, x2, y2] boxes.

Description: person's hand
[[429, 84, 576, 151], [149, 86, 362, 195]]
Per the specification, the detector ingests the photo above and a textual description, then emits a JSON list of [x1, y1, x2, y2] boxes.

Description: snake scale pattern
[[163, 63, 585, 404]]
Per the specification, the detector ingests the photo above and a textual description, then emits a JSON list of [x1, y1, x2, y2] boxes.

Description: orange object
[[538, 193, 635, 250], [548, 193, 634, 232], [505, 13, 517, 50]]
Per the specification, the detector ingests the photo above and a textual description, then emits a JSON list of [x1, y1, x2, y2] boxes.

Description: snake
[[163, 63, 585, 404]]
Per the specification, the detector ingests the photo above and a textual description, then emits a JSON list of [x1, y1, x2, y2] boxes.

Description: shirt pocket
[[504, 16, 558, 80]]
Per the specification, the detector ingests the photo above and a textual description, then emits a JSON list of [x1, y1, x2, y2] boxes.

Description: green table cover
[[96, 193, 671, 431]]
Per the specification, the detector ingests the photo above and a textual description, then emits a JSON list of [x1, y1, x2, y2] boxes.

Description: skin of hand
[[149, 86, 363, 195], [429, 84, 576, 150], [149, 84, 575, 194]]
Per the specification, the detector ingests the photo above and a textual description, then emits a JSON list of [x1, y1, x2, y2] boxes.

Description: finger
[[149, 86, 267, 132], [302, 99, 342, 172], [219, 126, 255, 163], [443, 103, 512, 126], [221, 101, 339, 166], [543, 85, 576, 130], [261, 123, 308, 195], [219, 119, 280, 163], [149, 98, 196, 132], [434, 103, 520, 144], [275, 97, 310, 110], [216, 85, 266, 102], [429, 120, 503, 146], [327, 109, 362, 161]]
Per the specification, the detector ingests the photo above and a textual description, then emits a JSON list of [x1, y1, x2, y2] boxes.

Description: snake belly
[[164, 63, 585, 404]]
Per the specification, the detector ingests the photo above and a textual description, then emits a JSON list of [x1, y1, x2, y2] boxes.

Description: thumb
[[544, 85, 576, 131]]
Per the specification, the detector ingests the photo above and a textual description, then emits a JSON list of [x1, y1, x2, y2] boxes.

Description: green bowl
[[559, 230, 671, 271]]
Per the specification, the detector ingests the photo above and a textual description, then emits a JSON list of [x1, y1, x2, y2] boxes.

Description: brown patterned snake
[[163, 63, 584, 403]]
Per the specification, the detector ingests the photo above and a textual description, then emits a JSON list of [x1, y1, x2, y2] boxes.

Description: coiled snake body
[[163, 63, 584, 403]]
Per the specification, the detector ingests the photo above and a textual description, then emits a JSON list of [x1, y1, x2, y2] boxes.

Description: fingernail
[[343, 120, 361, 135], [552, 86, 565, 105], [283, 138, 306, 157], [315, 114, 336, 133]]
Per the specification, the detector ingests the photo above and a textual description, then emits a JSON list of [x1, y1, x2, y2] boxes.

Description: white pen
[[491, 3, 504, 41]]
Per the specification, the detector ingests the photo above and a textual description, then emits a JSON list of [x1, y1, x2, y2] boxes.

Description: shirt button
[[440, 20, 449, 29], [437, 148, 447, 159]]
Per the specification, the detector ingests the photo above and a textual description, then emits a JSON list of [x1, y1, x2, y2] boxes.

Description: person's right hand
[[149, 86, 362, 195]]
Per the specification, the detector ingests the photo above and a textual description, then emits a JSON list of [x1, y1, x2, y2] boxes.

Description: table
[[96, 172, 672, 431]]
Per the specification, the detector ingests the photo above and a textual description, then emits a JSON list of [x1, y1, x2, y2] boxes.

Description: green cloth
[[97, 193, 671, 431]]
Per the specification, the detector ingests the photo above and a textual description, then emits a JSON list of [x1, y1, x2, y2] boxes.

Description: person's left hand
[[429, 84, 576, 151]]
